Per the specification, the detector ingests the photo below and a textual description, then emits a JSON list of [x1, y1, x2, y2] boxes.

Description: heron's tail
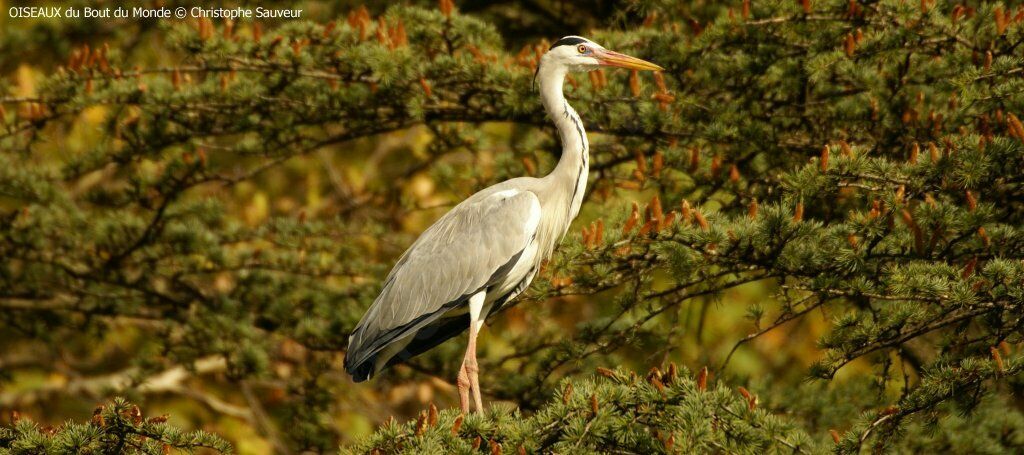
[[344, 333, 375, 382], [344, 357, 375, 382]]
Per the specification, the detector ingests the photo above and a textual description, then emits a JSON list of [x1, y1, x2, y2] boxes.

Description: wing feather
[[345, 187, 541, 373]]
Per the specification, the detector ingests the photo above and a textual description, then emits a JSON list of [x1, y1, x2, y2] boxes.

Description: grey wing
[[344, 188, 541, 376]]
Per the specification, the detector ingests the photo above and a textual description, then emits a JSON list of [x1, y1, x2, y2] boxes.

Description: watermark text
[[8, 6, 302, 20]]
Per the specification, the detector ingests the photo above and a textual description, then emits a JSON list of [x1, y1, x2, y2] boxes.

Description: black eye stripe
[[549, 36, 588, 50]]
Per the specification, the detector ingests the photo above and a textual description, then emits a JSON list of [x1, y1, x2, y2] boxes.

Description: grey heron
[[344, 36, 663, 413]]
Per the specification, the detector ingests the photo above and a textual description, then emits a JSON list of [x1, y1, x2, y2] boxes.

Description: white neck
[[537, 61, 589, 223]]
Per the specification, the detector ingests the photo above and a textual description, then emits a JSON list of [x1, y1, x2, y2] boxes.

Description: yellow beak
[[595, 49, 664, 71]]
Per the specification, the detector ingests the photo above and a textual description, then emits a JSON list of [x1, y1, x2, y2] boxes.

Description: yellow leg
[[466, 320, 483, 412], [457, 357, 471, 414], [454, 292, 484, 413]]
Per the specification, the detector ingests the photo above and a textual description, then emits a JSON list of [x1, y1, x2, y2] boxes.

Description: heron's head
[[540, 36, 664, 74]]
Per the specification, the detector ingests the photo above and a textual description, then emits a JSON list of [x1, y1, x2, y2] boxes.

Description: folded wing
[[344, 188, 541, 380]]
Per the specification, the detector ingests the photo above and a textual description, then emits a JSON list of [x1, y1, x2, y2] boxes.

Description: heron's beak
[[595, 49, 664, 71]]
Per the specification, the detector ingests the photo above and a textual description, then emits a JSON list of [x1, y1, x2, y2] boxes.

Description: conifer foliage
[[1, 0, 1023, 453], [0, 398, 230, 454]]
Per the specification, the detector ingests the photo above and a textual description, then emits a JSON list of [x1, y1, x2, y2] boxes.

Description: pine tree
[[1, 1, 1023, 453]]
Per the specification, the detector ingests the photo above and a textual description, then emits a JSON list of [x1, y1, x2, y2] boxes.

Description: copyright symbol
[[175, 7, 186, 18]]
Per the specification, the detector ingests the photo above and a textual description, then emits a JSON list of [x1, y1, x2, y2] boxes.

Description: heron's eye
[[577, 44, 588, 54]]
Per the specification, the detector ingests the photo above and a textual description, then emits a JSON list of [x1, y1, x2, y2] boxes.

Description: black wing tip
[[344, 354, 375, 382]]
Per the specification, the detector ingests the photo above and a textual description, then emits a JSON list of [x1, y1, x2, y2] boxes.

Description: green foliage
[[0, 398, 231, 454], [350, 365, 1024, 454], [345, 367, 815, 455]]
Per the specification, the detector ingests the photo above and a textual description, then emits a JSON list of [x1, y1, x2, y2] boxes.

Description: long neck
[[537, 63, 589, 225]]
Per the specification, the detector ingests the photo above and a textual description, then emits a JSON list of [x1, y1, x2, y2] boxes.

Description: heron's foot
[[457, 362, 471, 414]]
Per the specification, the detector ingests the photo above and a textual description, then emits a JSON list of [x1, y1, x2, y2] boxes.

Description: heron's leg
[[468, 319, 484, 412], [457, 358, 471, 414], [466, 292, 486, 413]]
